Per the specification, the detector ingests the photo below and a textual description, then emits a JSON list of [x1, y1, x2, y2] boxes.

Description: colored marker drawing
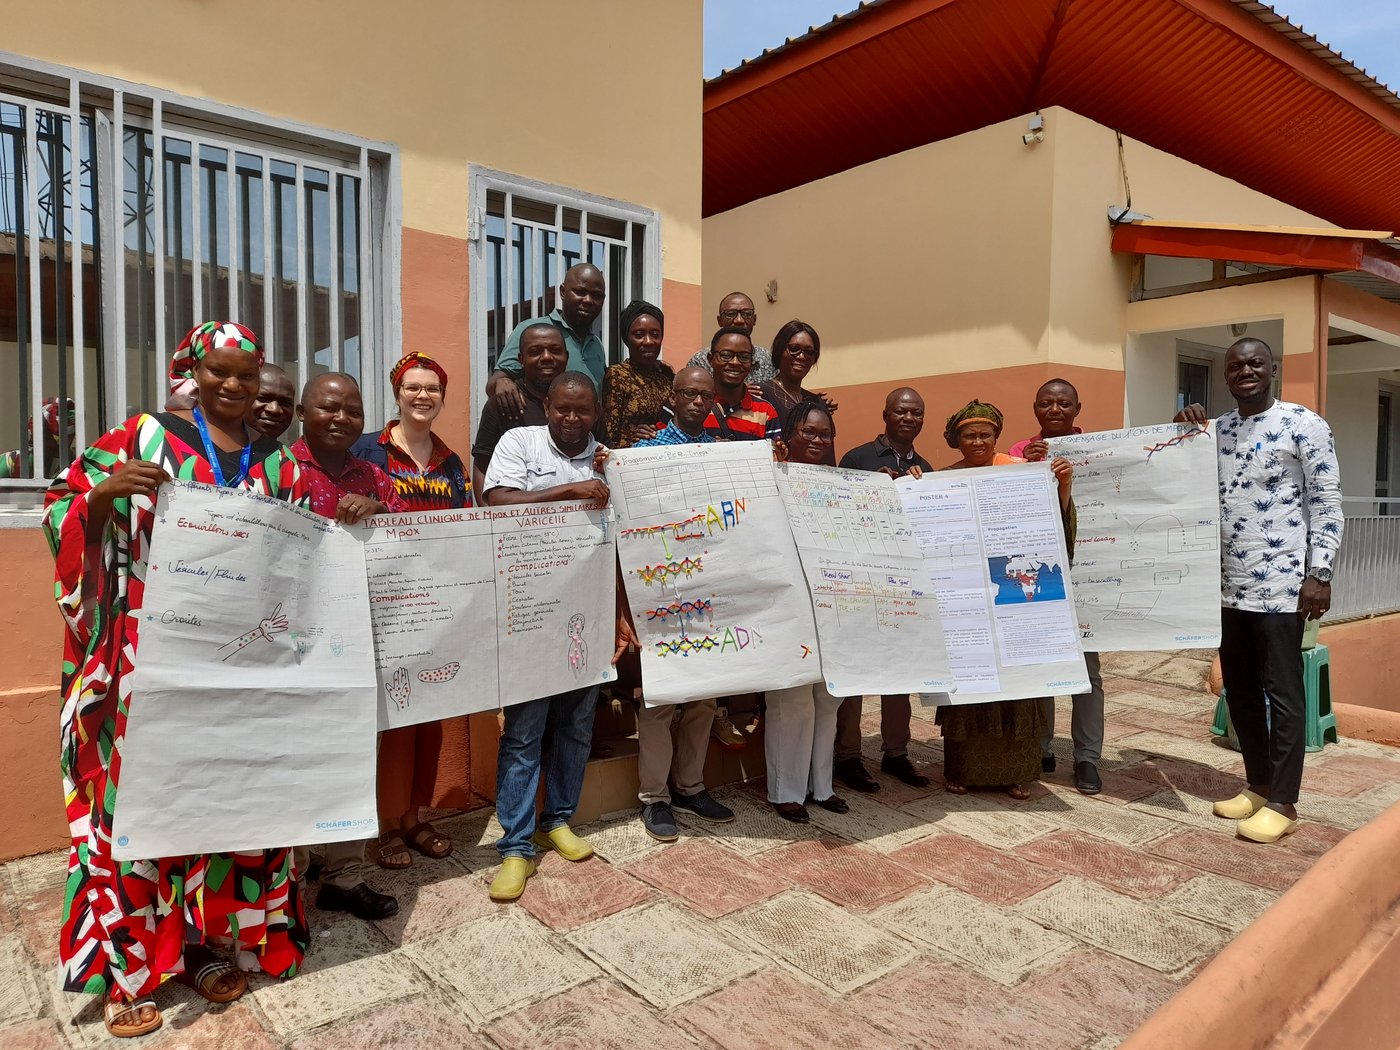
[[567, 612, 588, 676]]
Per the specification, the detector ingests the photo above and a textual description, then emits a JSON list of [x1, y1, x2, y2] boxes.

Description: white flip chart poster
[[115, 480, 378, 859], [605, 441, 821, 705], [360, 502, 616, 728], [1046, 424, 1221, 651], [775, 462, 954, 696], [898, 463, 1089, 704]]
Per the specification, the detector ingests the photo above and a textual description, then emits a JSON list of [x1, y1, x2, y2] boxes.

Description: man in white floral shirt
[[1178, 338, 1343, 844]]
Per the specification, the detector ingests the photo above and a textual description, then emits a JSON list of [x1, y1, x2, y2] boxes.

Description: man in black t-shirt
[[833, 388, 935, 791]]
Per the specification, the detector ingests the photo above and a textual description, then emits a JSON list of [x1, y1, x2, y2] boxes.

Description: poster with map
[[898, 463, 1089, 704]]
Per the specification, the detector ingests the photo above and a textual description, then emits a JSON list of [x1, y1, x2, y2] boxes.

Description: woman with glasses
[[355, 352, 474, 870], [601, 299, 674, 448], [759, 320, 840, 465], [935, 399, 1075, 801], [764, 400, 849, 822]]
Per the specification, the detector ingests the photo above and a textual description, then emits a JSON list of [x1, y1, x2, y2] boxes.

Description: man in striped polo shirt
[[704, 327, 780, 441]]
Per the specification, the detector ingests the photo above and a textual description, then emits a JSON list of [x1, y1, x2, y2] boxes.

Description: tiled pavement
[[5, 651, 1400, 1049]]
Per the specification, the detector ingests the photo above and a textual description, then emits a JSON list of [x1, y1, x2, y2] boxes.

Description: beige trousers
[[835, 694, 913, 762], [637, 698, 717, 805]]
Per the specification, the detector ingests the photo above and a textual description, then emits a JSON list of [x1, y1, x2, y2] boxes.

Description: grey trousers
[[293, 839, 366, 890], [834, 694, 912, 762], [1039, 650, 1104, 764], [638, 698, 717, 805], [765, 682, 842, 805]]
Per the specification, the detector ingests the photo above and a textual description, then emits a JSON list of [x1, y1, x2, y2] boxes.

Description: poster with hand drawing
[[605, 441, 821, 705], [358, 502, 615, 727], [115, 481, 378, 859], [1047, 424, 1221, 651]]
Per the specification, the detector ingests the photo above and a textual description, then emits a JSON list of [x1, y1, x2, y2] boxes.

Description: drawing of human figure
[[567, 613, 588, 677]]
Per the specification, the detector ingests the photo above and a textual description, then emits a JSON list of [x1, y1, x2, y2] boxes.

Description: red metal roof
[[703, 0, 1400, 230]]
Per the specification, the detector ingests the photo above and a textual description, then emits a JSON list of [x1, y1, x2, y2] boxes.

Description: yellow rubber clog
[[488, 856, 536, 901], [1212, 790, 1268, 819], [532, 825, 594, 862], [1237, 807, 1299, 844]]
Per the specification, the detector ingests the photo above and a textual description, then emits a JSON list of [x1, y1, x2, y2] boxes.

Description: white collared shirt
[[482, 424, 600, 495]]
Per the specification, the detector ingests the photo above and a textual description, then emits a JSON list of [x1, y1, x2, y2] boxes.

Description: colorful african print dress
[[43, 413, 311, 1001]]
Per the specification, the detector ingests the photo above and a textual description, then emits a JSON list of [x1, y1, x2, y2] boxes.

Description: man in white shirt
[[1177, 338, 1343, 843], [482, 372, 633, 900]]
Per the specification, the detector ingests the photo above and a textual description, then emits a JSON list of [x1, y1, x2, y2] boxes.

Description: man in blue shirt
[[629, 367, 735, 840], [486, 264, 606, 418]]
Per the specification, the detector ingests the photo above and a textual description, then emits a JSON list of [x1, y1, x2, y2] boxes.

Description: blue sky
[[703, 0, 1400, 91]]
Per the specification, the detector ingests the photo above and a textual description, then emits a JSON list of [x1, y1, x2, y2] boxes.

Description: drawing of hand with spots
[[567, 613, 588, 677], [386, 666, 412, 710], [217, 602, 292, 662]]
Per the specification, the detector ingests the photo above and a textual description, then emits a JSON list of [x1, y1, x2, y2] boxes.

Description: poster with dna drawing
[[605, 441, 822, 705]]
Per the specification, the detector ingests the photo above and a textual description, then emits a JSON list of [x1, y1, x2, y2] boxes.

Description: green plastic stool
[[1207, 643, 1337, 753]]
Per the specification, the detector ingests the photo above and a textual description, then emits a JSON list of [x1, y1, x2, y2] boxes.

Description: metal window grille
[[0, 52, 397, 496], [1323, 498, 1400, 623], [467, 167, 661, 428]]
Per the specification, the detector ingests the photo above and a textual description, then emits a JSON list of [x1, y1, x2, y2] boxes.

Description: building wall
[[702, 106, 1336, 458], [0, 0, 704, 860]]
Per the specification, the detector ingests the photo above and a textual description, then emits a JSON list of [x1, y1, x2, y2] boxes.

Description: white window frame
[[466, 165, 661, 430], [0, 49, 401, 498]]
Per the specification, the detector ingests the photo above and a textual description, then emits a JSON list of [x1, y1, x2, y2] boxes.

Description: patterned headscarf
[[943, 399, 1004, 449], [389, 352, 449, 393], [619, 299, 665, 347], [168, 321, 264, 395]]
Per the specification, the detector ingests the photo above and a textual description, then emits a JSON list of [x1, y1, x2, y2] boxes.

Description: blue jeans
[[495, 685, 599, 858]]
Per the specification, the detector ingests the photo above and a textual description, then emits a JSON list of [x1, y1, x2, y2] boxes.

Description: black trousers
[[1219, 607, 1306, 806]]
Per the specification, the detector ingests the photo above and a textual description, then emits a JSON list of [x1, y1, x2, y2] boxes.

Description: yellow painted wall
[[3, 0, 703, 285], [703, 105, 1334, 387]]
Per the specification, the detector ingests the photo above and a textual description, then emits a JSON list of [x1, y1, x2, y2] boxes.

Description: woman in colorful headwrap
[[42, 321, 309, 1039], [600, 299, 674, 447], [0, 396, 77, 479], [936, 399, 1075, 800], [352, 352, 474, 870]]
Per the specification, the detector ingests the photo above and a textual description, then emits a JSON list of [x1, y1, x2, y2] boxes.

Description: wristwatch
[[1306, 567, 1333, 583]]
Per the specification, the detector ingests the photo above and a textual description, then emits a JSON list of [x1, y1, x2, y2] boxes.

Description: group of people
[[37, 259, 1341, 1038]]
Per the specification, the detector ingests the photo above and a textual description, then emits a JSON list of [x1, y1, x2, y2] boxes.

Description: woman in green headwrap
[[936, 399, 1075, 800]]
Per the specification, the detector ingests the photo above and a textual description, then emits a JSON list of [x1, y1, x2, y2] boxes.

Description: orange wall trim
[[818, 363, 1126, 467], [1320, 616, 1400, 717], [399, 227, 473, 455], [0, 527, 68, 862]]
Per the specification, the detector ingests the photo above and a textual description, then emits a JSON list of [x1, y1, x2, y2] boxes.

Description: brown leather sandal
[[404, 821, 453, 859], [104, 998, 162, 1039], [374, 831, 413, 869]]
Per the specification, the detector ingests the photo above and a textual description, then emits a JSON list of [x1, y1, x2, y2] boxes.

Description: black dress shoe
[[773, 802, 810, 824], [316, 881, 400, 921], [881, 754, 931, 788], [1074, 761, 1102, 795], [833, 758, 880, 793], [1042, 755, 1056, 774], [808, 794, 850, 814]]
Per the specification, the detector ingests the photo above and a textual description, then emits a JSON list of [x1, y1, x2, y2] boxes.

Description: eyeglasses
[[674, 388, 715, 402], [711, 350, 753, 364], [399, 383, 443, 397], [794, 426, 833, 442], [784, 346, 818, 359], [718, 309, 757, 323]]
